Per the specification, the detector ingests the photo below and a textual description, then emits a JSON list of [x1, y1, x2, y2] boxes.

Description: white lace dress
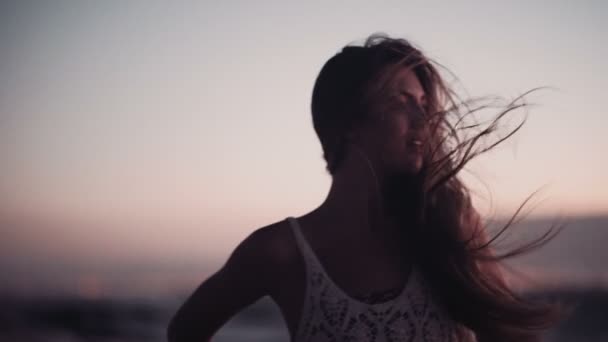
[[287, 216, 462, 342]]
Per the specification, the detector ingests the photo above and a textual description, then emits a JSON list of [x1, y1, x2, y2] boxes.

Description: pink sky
[[0, 2, 606, 297]]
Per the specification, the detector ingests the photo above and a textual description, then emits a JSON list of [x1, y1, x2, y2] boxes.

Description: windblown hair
[[311, 33, 565, 342]]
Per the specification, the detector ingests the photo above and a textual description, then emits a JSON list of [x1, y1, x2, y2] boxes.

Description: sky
[[0, 1, 606, 297]]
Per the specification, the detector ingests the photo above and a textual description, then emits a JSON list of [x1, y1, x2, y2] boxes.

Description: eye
[[399, 91, 428, 113], [400, 91, 426, 107], [399, 91, 413, 102]]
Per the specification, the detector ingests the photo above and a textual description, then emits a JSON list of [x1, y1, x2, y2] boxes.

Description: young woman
[[167, 33, 562, 342]]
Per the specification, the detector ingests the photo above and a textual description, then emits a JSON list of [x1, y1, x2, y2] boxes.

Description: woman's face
[[359, 67, 429, 176]]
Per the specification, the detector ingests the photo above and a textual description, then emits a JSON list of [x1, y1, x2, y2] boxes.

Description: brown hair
[[311, 33, 565, 342]]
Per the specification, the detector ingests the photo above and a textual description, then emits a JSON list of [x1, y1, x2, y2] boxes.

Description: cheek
[[369, 115, 410, 153], [387, 115, 410, 139], [376, 117, 410, 158]]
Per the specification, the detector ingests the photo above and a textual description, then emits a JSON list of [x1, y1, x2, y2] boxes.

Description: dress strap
[[287, 216, 320, 267]]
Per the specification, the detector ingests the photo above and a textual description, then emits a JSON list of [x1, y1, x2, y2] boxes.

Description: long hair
[[311, 33, 565, 341]]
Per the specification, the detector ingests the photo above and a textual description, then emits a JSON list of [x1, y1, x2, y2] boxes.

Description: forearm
[[167, 323, 213, 342], [167, 307, 215, 342]]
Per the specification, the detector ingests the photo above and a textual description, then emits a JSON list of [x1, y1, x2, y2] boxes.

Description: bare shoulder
[[232, 217, 298, 272], [167, 217, 298, 341], [222, 217, 301, 299]]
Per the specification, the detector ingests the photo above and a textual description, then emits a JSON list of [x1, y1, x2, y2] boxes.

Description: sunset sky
[[0, 1, 606, 297]]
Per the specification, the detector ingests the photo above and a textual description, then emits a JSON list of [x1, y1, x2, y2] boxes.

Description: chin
[[384, 150, 424, 177], [386, 160, 422, 179], [404, 164, 423, 176], [400, 156, 424, 175]]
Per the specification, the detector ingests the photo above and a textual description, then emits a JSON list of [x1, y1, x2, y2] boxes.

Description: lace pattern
[[288, 216, 459, 342]]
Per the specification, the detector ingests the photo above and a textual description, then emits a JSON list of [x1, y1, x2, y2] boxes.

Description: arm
[[167, 226, 283, 342]]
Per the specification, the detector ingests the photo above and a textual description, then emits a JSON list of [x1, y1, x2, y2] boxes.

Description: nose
[[406, 100, 427, 130]]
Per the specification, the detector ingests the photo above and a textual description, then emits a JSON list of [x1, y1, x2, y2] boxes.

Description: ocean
[[1, 215, 607, 341]]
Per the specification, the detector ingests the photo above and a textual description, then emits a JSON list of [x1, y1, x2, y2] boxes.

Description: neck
[[315, 142, 426, 236], [317, 146, 407, 234]]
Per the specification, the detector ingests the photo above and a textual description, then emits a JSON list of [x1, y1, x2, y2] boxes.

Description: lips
[[406, 134, 426, 154], [407, 134, 425, 146], [406, 139, 424, 154]]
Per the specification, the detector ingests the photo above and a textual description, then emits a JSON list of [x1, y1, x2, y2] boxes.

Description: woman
[[167, 33, 562, 342]]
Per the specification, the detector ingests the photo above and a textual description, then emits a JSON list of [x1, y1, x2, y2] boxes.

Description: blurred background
[[0, 1, 606, 341]]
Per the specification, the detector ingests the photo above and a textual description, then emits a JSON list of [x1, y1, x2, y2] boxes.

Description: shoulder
[[223, 217, 299, 291], [233, 218, 297, 264], [167, 218, 298, 340]]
